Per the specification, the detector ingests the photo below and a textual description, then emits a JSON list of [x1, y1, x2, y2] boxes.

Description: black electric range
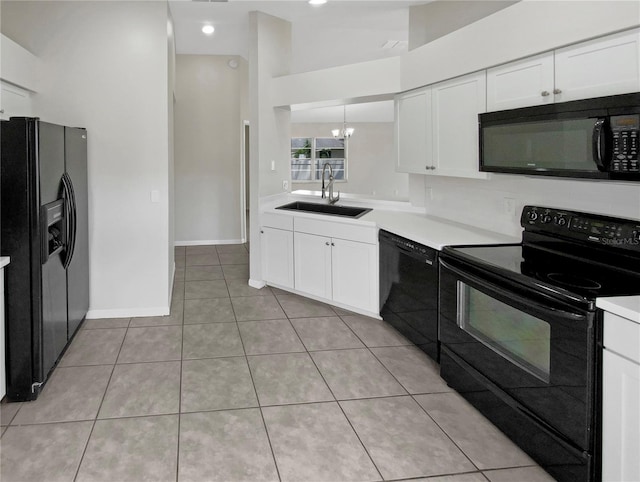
[[439, 205, 640, 482]]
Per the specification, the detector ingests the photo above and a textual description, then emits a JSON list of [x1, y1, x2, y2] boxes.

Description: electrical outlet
[[504, 197, 515, 216], [282, 180, 289, 191]]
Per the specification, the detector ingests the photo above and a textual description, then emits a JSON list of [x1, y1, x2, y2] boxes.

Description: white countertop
[[263, 194, 519, 251], [361, 210, 519, 250], [0, 257, 9, 269], [597, 296, 640, 324]]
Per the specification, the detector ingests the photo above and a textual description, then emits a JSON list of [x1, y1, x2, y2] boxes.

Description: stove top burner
[[545, 273, 603, 290]]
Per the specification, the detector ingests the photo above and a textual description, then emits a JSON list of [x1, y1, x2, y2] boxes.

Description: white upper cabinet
[[431, 71, 488, 179], [555, 29, 640, 102], [395, 72, 487, 179], [395, 87, 432, 174], [487, 28, 640, 111], [487, 53, 555, 111]]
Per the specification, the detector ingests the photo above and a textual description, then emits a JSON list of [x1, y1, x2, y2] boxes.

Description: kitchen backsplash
[[410, 174, 640, 237]]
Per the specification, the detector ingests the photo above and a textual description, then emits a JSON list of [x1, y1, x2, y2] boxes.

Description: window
[[291, 137, 346, 182]]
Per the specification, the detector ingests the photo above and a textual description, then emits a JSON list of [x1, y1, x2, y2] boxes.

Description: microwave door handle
[[592, 118, 607, 171]]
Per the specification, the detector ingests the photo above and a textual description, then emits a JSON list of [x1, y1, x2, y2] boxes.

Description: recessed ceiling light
[[202, 25, 215, 35], [308, 0, 327, 5]]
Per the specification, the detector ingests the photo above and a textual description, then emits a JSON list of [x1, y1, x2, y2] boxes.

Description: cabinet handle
[[325, 241, 330, 246], [331, 242, 335, 246], [426, 165, 436, 170], [541, 91, 550, 97], [0, 109, 4, 114], [260, 230, 264, 234], [553, 88, 562, 95]]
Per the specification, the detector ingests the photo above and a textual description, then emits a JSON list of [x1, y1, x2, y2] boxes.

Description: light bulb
[[202, 25, 215, 35]]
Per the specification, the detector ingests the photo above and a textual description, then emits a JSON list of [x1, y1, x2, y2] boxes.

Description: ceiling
[[169, 0, 426, 74]]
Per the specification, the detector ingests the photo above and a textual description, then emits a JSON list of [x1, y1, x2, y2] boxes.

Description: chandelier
[[332, 105, 354, 139]]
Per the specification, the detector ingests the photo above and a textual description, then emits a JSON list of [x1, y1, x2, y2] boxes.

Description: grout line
[[176, 271, 187, 482], [232, 292, 283, 482], [290, 305, 386, 481], [72, 316, 129, 482]]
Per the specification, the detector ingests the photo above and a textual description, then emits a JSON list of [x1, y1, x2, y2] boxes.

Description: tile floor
[[0, 244, 555, 482]]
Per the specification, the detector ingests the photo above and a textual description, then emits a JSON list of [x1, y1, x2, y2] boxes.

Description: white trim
[[169, 261, 175, 304], [86, 306, 170, 320], [241, 120, 250, 244], [248, 279, 266, 289], [175, 239, 245, 246]]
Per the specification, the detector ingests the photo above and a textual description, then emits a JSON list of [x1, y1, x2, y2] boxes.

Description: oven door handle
[[440, 259, 587, 321]]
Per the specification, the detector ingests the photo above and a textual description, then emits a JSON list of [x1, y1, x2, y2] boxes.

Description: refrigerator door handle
[[61, 173, 77, 269]]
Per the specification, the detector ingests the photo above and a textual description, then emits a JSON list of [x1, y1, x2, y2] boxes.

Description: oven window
[[457, 282, 551, 382]]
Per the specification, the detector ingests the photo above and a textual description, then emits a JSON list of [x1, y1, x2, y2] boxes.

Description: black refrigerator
[[1, 118, 89, 401]]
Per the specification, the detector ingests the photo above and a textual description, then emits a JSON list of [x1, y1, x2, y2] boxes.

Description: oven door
[[439, 257, 598, 453]]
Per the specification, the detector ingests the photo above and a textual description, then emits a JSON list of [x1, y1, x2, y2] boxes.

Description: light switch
[[151, 190, 160, 203]]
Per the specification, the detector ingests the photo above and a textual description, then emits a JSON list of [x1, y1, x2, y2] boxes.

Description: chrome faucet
[[321, 162, 340, 205]]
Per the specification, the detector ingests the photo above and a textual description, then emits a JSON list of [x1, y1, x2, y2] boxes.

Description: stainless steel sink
[[276, 201, 372, 218]]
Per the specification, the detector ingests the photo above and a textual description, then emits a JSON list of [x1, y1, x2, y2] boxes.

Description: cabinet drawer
[[261, 212, 293, 231], [294, 217, 376, 244], [604, 312, 640, 363]]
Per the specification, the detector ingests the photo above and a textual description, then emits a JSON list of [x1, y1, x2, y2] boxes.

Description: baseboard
[[248, 279, 266, 289], [86, 305, 170, 320], [175, 239, 245, 246]]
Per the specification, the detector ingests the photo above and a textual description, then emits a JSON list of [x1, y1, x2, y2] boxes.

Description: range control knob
[[541, 215, 552, 224], [554, 216, 567, 227], [527, 211, 538, 221]]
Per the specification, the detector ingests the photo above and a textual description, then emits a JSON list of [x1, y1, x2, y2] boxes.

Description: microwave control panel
[[610, 115, 639, 172]]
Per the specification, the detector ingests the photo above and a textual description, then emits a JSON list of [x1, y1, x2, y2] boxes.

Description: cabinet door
[[294, 232, 332, 299], [555, 29, 640, 102], [395, 87, 433, 174], [432, 72, 488, 179], [487, 52, 554, 111], [331, 239, 378, 313], [261, 227, 294, 289], [602, 349, 640, 482]]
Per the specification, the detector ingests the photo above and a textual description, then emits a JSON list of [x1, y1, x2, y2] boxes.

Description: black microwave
[[479, 92, 640, 180]]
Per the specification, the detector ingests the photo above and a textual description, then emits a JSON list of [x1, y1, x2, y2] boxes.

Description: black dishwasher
[[379, 230, 439, 361]]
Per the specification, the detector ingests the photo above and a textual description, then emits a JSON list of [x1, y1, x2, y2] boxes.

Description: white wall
[[408, 1, 517, 51], [402, 0, 640, 90], [249, 12, 292, 285], [291, 122, 408, 200], [174, 54, 246, 245], [272, 56, 400, 109], [167, 8, 176, 299], [416, 175, 640, 237], [1, 1, 172, 318]]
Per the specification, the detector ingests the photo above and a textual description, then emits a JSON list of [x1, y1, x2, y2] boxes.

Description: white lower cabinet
[[261, 211, 379, 316], [331, 238, 377, 313], [602, 311, 640, 482], [293, 220, 379, 315], [261, 226, 294, 289], [294, 231, 332, 300]]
